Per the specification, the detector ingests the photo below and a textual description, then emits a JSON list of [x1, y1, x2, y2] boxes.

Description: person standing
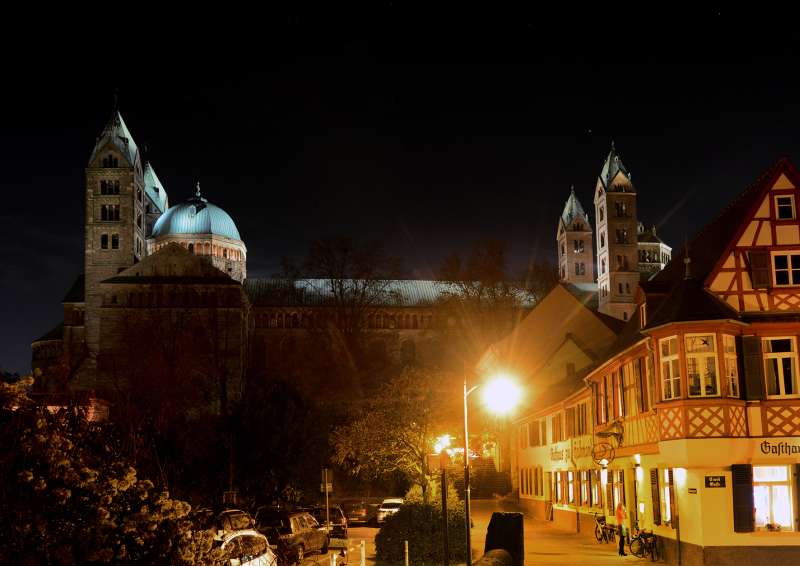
[[616, 500, 628, 556]]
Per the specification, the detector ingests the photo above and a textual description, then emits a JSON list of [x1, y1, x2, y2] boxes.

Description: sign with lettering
[[759, 440, 800, 455], [688, 488, 698, 494], [705, 476, 726, 488]]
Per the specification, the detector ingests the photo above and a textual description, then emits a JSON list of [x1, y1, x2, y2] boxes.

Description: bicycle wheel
[[629, 536, 646, 558], [595, 524, 604, 542]]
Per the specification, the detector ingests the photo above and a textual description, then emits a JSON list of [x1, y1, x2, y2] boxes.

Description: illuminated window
[[773, 252, 800, 286], [574, 240, 584, 253], [723, 335, 739, 397], [763, 337, 799, 397], [568, 471, 575, 504], [662, 469, 674, 525], [581, 470, 590, 505], [591, 470, 601, 507], [775, 195, 796, 220], [660, 336, 681, 400], [753, 465, 794, 531], [685, 334, 719, 397]]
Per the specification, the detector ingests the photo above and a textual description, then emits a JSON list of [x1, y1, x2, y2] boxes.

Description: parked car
[[341, 498, 380, 526], [309, 504, 348, 538], [376, 498, 404, 524], [217, 508, 255, 532], [216, 529, 278, 566], [254, 507, 329, 561]]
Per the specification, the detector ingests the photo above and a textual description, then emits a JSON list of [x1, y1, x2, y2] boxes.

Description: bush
[[375, 501, 466, 564]]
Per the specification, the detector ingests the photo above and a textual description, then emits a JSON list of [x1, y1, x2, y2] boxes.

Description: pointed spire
[[89, 96, 139, 166], [561, 186, 590, 229], [600, 140, 631, 190]]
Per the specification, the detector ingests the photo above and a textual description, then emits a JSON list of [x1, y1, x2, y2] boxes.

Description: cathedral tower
[[557, 187, 594, 284], [84, 108, 147, 353], [594, 143, 639, 321]]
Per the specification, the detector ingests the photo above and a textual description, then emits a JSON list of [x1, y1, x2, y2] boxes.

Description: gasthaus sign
[[759, 440, 800, 456]]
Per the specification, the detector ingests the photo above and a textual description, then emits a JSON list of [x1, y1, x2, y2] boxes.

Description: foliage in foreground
[[0, 377, 221, 565], [375, 499, 467, 565]]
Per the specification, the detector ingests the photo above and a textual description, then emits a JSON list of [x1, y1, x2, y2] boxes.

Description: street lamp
[[463, 373, 521, 564]]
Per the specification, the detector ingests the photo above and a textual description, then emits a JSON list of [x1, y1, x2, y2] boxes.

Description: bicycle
[[629, 528, 660, 561], [592, 513, 615, 544]]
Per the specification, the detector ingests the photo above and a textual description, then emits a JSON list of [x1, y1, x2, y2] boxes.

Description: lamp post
[[463, 374, 521, 565]]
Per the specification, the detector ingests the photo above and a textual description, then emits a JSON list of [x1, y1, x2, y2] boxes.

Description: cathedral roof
[[89, 111, 139, 166], [599, 142, 632, 190], [245, 279, 536, 308], [143, 163, 169, 213], [637, 223, 668, 245], [151, 185, 242, 242], [560, 187, 590, 228]]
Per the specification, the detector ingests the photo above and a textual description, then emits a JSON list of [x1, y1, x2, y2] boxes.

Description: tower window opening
[[619, 283, 623, 294], [188, 243, 194, 253], [100, 180, 108, 194], [100, 234, 109, 249], [111, 234, 119, 249], [574, 240, 584, 253], [113, 180, 120, 194]]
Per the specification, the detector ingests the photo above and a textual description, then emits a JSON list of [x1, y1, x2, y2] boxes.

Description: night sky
[[3, 6, 800, 373]]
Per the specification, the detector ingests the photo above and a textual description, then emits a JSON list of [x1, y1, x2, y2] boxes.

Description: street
[[332, 499, 642, 565]]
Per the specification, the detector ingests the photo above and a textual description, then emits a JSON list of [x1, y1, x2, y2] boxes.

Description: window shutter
[[606, 476, 614, 511], [748, 250, 772, 289], [668, 468, 678, 528], [741, 336, 765, 400], [650, 468, 661, 525], [731, 464, 754, 532]]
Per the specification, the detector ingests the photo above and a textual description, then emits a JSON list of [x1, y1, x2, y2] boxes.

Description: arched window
[[277, 313, 284, 328], [113, 180, 120, 194], [601, 259, 606, 274], [205, 242, 211, 255], [101, 234, 109, 249], [291, 313, 299, 328], [619, 283, 623, 294], [100, 180, 107, 194], [188, 243, 194, 253], [224, 249, 228, 259], [111, 234, 119, 249], [412, 315, 418, 329]]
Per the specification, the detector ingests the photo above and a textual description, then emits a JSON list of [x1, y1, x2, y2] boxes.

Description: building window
[[775, 195, 796, 220], [599, 206, 604, 221], [574, 240, 584, 253], [660, 336, 681, 400], [568, 471, 575, 504], [662, 469, 675, 526], [753, 465, 794, 531], [685, 334, 719, 397], [763, 337, 799, 397], [612, 470, 625, 509], [111, 234, 119, 249], [529, 419, 541, 446], [100, 234, 108, 249], [101, 204, 120, 221], [601, 259, 606, 275], [551, 413, 563, 443], [591, 470, 601, 507], [541, 419, 547, 446], [615, 228, 629, 244], [600, 233, 605, 248], [615, 201, 628, 217], [773, 252, 800, 286], [723, 335, 740, 397], [581, 470, 590, 505], [618, 283, 623, 294]]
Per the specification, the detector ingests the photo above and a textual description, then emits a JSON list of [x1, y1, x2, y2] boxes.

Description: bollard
[[360, 540, 366, 566], [484, 512, 523, 566], [404, 540, 409, 566], [330, 553, 337, 566]]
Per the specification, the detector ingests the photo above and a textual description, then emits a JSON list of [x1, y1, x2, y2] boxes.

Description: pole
[[360, 540, 366, 566], [324, 468, 331, 536], [404, 540, 409, 566], [442, 463, 450, 566], [463, 378, 472, 565]]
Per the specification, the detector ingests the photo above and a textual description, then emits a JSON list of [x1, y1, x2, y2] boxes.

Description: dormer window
[[775, 195, 796, 220]]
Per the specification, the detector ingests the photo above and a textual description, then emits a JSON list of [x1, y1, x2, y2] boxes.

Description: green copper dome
[[151, 185, 242, 241]]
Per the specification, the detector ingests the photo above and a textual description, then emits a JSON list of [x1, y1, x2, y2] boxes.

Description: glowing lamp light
[[434, 434, 451, 454], [634, 453, 641, 466], [481, 375, 522, 415], [599, 458, 609, 468], [639, 502, 645, 515]]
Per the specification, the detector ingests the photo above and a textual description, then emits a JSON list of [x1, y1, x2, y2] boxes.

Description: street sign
[[320, 482, 333, 493]]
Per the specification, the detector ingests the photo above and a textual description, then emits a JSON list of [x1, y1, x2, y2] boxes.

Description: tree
[[438, 240, 532, 366], [0, 377, 221, 565], [330, 367, 459, 502], [519, 258, 559, 304]]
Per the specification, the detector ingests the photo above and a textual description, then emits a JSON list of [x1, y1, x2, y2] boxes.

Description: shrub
[[375, 500, 466, 564]]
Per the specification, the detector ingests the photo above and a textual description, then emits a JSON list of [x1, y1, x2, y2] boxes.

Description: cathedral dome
[[151, 186, 241, 241]]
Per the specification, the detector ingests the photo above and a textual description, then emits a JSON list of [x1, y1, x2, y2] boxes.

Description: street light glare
[[481, 375, 521, 415], [434, 434, 452, 454]]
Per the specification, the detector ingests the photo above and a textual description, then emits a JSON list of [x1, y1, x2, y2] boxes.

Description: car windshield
[[256, 510, 291, 534], [381, 502, 402, 509], [311, 508, 342, 522]]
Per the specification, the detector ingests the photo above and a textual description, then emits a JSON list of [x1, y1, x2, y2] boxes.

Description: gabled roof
[[653, 158, 799, 286], [559, 187, 591, 229], [143, 163, 169, 213], [599, 142, 632, 191], [33, 322, 63, 343], [89, 111, 139, 166], [63, 274, 85, 303], [644, 276, 740, 330]]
